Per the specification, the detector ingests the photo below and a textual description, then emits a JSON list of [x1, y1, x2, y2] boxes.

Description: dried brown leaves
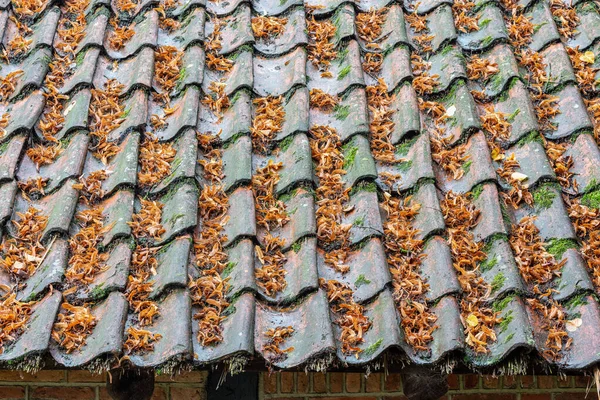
[[441, 192, 500, 353], [0, 207, 47, 280], [191, 134, 231, 346], [251, 96, 285, 154], [263, 326, 295, 362], [89, 79, 125, 164], [129, 199, 166, 241], [252, 16, 287, 39], [0, 293, 33, 353], [52, 302, 96, 353], [307, 17, 337, 74], [138, 134, 176, 187], [154, 45, 184, 105]]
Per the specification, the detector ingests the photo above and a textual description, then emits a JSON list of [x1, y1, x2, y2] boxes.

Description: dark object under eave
[[401, 367, 448, 400], [106, 368, 155, 400]]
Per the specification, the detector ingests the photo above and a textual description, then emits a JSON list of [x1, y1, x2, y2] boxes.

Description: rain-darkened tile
[[544, 85, 592, 140], [254, 47, 306, 96], [254, 7, 307, 56], [456, 4, 508, 52]]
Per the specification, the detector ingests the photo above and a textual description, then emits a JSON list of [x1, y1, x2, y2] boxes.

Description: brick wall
[[0, 370, 207, 400], [0, 370, 594, 400], [260, 372, 595, 400]]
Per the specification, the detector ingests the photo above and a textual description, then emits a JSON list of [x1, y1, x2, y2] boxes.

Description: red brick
[[67, 370, 105, 383], [297, 373, 309, 393], [557, 376, 572, 388], [384, 373, 402, 392], [99, 386, 166, 400], [0, 386, 25, 399], [31, 386, 95, 400], [170, 387, 206, 400], [447, 375, 459, 390], [280, 372, 294, 393], [268, 398, 297, 400], [155, 371, 207, 383], [536, 376, 554, 389], [329, 373, 343, 393], [0, 371, 65, 383], [346, 373, 362, 393], [463, 375, 479, 389], [520, 376, 534, 389], [264, 372, 277, 394], [503, 376, 517, 389], [520, 395, 552, 400], [482, 376, 499, 389], [574, 376, 591, 388], [365, 373, 381, 392], [309, 397, 377, 400], [554, 393, 591, 400], [382, 397, 409, 400], [451, 395, 515, 400], [312, 373, 326, 393]]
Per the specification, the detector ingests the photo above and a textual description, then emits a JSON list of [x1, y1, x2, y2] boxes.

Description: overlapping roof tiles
[[0, 0, 600, 375]]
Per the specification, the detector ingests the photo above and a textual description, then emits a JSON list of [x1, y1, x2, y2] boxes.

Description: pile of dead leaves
[[190, 134, 232, 346], [137, 134, 176, 187], [381, 192, 437, 350], [252, 16, 287, 39], [496, 152, 534, 209], [202, 81, 230, 121], [73, 170, 109, 205], [124, 327, 162, 354], [12, 0, 48, 17], [0, 293, 34, 353], [306, 16, 337, 76], [129, 199, 166, 241], [441, 191, 500, 353], [466, 55, 499, 82], [89, 79, 125, 164], [566, 46, 598, 97], [251, 96, 285, 154], [263, 325, 295, 363], [255, 234, 287, 296], [108, 17, 134, 50], [309, 89, 338, 111], [510, 216, 568, 360], [545, 139, 575, 192], [0, 70, 24, 103], [309, 125, 352, 273], [0, 207, 48, 280], [320, 279, 372, 357], [367, 79, 399, 164], [568, 198, 600, 288], [550, 0, 579, 39], [65, 208, 109, 286], [154, 45, 184, 104], [356, 8, 387, 73], [52, 302, 97, 353], [452, 0, 479, 33]]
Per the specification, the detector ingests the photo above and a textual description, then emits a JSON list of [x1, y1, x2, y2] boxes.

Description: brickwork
[[0, 370, 207, 400], [259, 372, 595, 400], [0, 370, 594, 400]]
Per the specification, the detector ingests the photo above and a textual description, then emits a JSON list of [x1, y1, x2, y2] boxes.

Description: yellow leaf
[[566, 318, 582, 332], [491, 147, 505, 161], [511, 172, 528, 182], [466, 314, 479, 327], [580, 51, 595, 65]]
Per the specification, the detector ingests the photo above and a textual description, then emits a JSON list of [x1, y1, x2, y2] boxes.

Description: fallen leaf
[[466, 313, 479, 327], [580, 51, 595, 65], [511, 172, 528, 182], [566, 318, 582, 332]]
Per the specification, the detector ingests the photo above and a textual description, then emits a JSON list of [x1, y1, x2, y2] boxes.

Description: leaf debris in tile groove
[[442, 191, 500, 353], [190, 134, 232, 347]]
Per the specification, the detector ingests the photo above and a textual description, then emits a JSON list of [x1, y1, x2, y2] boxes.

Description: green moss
[[565, 293, 588, 310], [479, 18, 491, 28], [492, 295, 514, 312], [489, 71, 504, 90], [363, 338, 383, 356], [583, 178, 598, 194], [335, 47, 349, 64], [440, 45, 454, 56], [222, 261, 237, 278], [397, 160, 413, 172], [343, 145, 359, 170], [479, 254, 498, 273], [546, 238, 578, 259], [462, 160, 472, 174], [120, 108, 131, 118], [349, 181, 378, 196], [533, 185, 556, 210], [0, 141, 9, 155], [582, 189, 600, 209], [506, 108, 520, 123], [471, 183, 484, 200], [75, 50, 86, 67], [491, 272, 506, 293], [279, 135, 295, 152], [517, 131, 543, 147], [396, 136, 418, 157], [230, 90, 243, 106], [292, 242, 301, 253], [353, 216, 365, 227], [504, 332, 515, 343], [337, 65, 351, 80], [533, 22, 548, 33], [279, 0, 287, 5], [334, 104, 350, 121], [481, 35, 494, 48], [498, 310, 513, 333], [355, 274, 371, 288]]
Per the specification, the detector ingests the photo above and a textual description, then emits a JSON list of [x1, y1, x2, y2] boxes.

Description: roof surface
[[1, 0, 600, 375]]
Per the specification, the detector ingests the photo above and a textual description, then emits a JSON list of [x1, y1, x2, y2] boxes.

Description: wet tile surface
[[0, 0, 600, 376]]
